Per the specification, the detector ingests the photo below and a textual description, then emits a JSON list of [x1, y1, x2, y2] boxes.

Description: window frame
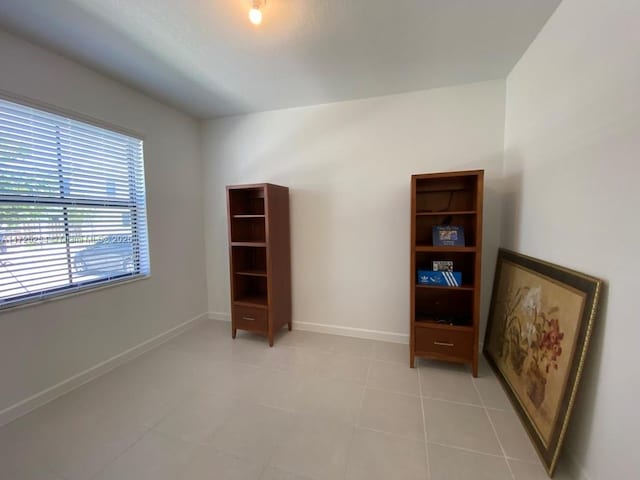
[[0, 92, 151, 312]]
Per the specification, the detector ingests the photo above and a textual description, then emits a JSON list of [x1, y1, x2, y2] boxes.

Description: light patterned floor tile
[[180, 445, 264, 480], [345, 428, 427, 480], [368, 360, 419, 396], [372, 341, 409, 365], [423, 398, 502, 455], [206, 403, 295, 466], [92, 431, 197, 480], [269, 415, 354, 480], [0, 321, 560, 480], [358, 389, 424, 440], [419, 361, 481, 405], [488, 409, 539, 462], [293, 376, 365, 424], [429, 443, 512, 480]]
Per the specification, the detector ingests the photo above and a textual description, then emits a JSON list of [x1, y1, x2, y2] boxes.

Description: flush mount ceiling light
[[249, 0, 266, 26]]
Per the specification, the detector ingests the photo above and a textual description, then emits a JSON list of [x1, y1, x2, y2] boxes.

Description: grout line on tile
[[417, 360, 432, 480], [200, 445, 270, 478], [361, 384, 421, 398], [427, 441, 510, 459], [351, 424, 427, 443], [353, 355, 373, 431], [363, 385, 423, 400], [253, 400, 298, 416], [87, 381, 203, 479], [470, 373, 513, 413], [471, 372, 516, 480], [8, 449, 73, 480], [84, 427, 155, 480], [484, 404, 512, 412], [338, 355, 375, 480], [355, 425, 426, 444], [420, 394, 484, 408], [338, 426, 356, 480], [504, 455, 545, 465], [368, 357, 409, 367]]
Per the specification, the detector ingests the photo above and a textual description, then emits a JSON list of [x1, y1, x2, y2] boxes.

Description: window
[[0, 97, 150, 309]]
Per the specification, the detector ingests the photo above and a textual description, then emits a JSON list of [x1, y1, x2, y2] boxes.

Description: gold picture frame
[[483, 249, 602, 477]]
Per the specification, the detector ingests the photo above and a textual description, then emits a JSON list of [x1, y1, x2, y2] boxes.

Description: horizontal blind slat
[[1, 103, 139, 149], [0, 97, 149, 308]]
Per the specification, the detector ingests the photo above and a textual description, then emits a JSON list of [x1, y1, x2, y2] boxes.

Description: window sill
[[0, 274, 151, 314]]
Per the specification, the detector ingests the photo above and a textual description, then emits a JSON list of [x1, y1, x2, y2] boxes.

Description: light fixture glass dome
[[249, 6, 262, 25]]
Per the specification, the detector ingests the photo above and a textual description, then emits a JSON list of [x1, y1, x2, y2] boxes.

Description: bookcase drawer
[[232, 305, 268, 332], [415, 326, 473, 360]]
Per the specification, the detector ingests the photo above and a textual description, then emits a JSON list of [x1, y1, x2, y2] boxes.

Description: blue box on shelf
[[417, 270, 462, 287]]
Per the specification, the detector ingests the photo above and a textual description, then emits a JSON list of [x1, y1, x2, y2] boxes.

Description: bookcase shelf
[[415, 284, 475, 292], [415, 186, 467, 193], [235, 270, 268, 277], [234, 296, 269, 308], [410, 170, 484, 376], [414, 319, 474, 332], [231, 241, 267, 247], [227, 184, 291, 346], [415, 210, 476, 216], [415, 246, 477, 253]]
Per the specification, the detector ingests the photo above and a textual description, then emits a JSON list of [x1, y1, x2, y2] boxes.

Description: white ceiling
[[0, 0, 560, 118]]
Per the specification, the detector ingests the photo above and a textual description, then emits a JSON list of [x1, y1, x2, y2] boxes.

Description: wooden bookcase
[[227, 183, 291, 346], [410, 170, 484, 376]]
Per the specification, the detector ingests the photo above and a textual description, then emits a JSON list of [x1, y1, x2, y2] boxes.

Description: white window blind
[[0, 97, 150, 309]]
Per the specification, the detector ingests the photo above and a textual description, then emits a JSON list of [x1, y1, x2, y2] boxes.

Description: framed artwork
[[483, 249, 602, 477]]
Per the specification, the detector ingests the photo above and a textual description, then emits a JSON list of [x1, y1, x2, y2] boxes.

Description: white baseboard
[[294, 321, 409, 344], [207, 312, 408, 344], [208, 311, 230, 322], [0, 312, 208, 427]]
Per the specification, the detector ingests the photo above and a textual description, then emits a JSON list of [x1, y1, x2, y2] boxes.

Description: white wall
[[203, 80, 506, 341], [0, 30, 207, 414], [503, 0, 640, 478]]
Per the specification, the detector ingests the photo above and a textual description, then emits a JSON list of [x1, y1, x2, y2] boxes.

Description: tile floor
[[0, 320, 574, 480]]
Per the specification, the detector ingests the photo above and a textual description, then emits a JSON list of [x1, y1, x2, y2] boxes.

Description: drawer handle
[[433, 341, 454, 347], [242, 316, 255, 321]]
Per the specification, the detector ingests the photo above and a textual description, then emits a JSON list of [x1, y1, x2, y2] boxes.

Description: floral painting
[[484, 250, 602, 477]]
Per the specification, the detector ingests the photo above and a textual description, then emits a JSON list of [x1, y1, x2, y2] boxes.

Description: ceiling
[[0, 0, 561, 118]]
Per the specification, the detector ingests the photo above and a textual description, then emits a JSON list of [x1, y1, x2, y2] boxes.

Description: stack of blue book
[[418, 270, 462, 286]]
